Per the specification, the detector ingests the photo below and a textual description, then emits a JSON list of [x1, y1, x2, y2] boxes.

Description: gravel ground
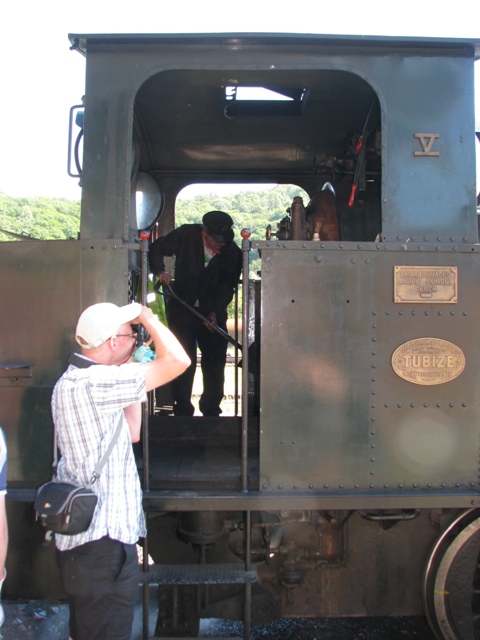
[[0, 600, 437, 640], [201, 616, 437, 639], [0, 601, 69, 640]]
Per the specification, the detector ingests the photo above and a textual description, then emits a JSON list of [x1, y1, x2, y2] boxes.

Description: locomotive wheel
[[423, 509, 480, 640]]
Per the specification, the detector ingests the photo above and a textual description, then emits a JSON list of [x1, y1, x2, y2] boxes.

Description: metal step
[[140, 562, 258, 585]]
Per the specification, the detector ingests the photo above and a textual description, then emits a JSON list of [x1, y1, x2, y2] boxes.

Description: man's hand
[[133, 304, 190, 392], [158, 272, 171, 286], [204, 312, 217, 332], [132, 304, 156, 327]]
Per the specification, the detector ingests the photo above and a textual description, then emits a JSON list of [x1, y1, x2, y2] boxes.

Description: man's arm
[[123, 403, 142, 443], [135, 306, 190, 392], [0, 496, 8, 581], [149, 228, 180, 277]]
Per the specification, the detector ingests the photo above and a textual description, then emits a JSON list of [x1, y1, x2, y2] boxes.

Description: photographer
[[52, 302, 190, 640]]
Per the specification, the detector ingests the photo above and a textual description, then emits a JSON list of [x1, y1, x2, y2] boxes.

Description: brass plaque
[[394, 266, 457, 303], [391, 338, 465, 385]]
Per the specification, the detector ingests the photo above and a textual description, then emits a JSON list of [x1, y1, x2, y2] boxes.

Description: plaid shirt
[[52, 360, 147, 551]]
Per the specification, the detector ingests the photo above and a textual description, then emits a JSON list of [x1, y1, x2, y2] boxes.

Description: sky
[[1, 0, 479, 201]]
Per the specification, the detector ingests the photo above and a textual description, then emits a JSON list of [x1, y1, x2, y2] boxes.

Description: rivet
[[410, 403, 415, 408], [370, 470, 375, 475], [413, 483, 418, 488], [399, 483, 404, 488], [310, 484, 314, 489], [372, 323, 377, 328], [385, 310, 390, 315], [262, 484, 267, 489], [357, 244, 363, 249], [294, 484, 298, 489], [372, 364, 377, 369], [424, 403, 428, 408], [292, 440, 296, 444], [450, 311, 455, 316], [370, 430, 376, 435], [425, 311, 429, 316], [399, 310, 403, 315], [370, 484, 375, 488], [437, 403, 441, 408], [449, 403, 454, 408], [397, 403, 402, 408], [339, 484, 344, 489], [372, 337, 377, 342], [384, 484, 389, 488], [371, 444, 376, 449], [371, 416, 376, 421], [372, 311, 377, 316], [427, 483, 432, 488], [372, 390, 376, 395], [463, 312, 468, 316], [412, 311, 416, 316], [370, 457, 375, 462], [384, 403, 389, 408], [278, 485, 283, 489], [438, 311, 442, 316], [441, 482, 446, 487], [372, 350, 376, 355], [355, 484, 359, 488], [371, 403, 376, 408], [455, 482, 460, 487], [462, 402, 467, 407]]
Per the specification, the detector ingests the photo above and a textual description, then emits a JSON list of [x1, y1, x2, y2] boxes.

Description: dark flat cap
[[202, 210, 234, 243]]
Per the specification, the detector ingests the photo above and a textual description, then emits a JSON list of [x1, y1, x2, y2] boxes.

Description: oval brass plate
[[391, 338, 465, 385]]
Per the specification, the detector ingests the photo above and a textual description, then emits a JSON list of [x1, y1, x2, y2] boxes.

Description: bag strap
[[86, 416, 123, 488], [51, 353, 126, 486]]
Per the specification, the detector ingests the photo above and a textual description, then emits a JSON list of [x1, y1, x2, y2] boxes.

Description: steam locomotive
[[1, 32, 479, 640]]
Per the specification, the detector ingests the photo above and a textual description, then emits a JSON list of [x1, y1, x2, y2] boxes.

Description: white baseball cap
[[75, 302, 142, 349]]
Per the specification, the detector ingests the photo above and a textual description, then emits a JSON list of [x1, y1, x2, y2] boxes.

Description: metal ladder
[[139, 232, 255, 640]]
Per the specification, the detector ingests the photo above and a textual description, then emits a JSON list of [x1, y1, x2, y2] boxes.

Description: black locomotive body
[[1, 33, 480, 639]]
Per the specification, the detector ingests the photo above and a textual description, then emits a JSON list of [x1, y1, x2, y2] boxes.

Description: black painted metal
[[139, 563, 258, 585]]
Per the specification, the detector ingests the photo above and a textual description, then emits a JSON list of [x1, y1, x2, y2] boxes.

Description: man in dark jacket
[[149, 211, 242, 416]]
